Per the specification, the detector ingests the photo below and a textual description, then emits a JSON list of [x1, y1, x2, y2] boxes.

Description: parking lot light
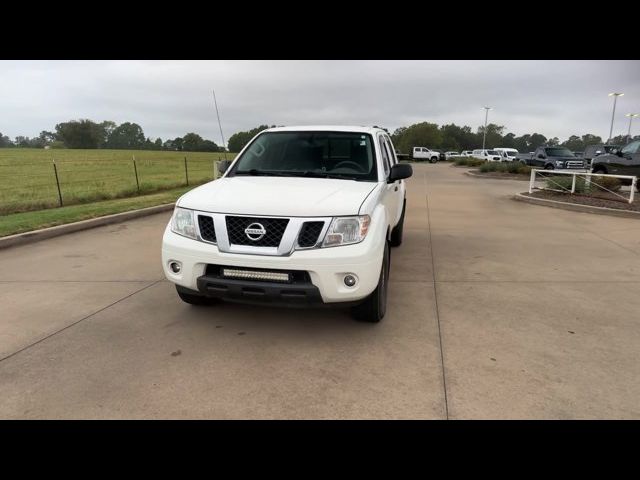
[[625, 113, 639, 141], [482, 106, 492, 151], [608, 93, 624, 142]]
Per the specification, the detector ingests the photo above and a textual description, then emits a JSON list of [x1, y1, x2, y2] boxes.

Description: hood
[[177, 176, 378, 217]]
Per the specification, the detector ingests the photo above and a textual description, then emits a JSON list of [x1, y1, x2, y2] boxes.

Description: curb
[[0, 203, 175, 250], [464, 170, 529, 181], [512, 193, 640, 219]]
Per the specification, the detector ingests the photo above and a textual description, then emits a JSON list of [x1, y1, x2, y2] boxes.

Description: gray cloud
[[1, 60, 639, 144]]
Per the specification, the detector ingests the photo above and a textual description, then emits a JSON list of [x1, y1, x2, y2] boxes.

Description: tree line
[[2, 119, 637, 153], [389, 122, 637, 155], [0, 119, 223, 152], [222, 122, 639, 154]]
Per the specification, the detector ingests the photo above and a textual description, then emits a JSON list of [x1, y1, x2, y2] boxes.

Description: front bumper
[[161, 222, 385, 304]]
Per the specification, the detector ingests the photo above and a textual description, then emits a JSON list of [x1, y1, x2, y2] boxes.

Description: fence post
[[184, 157, 189, 186], [571, 173, 577, 193], [631, 177, 637, 204], [132, 156, 140, 193], [529, 168, 536, 194], [52, 160, 63, 207]]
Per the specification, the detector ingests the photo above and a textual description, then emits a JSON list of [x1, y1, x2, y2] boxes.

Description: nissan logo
[[244, 222, 266, 241]]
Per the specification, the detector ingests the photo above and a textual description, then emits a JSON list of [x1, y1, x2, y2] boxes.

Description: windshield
[[228, 131, 378, 181], [545, 147, 575, 157], [487, 150, 499, 155]]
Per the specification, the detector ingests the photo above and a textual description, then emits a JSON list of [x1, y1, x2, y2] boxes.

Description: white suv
[[162, 126, 413, 323]]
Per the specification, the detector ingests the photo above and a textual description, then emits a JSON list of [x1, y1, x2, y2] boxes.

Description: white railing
[[528, 169, 637, 204]]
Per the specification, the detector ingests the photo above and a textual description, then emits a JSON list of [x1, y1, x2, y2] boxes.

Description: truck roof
[[264, 125, 386, 134]]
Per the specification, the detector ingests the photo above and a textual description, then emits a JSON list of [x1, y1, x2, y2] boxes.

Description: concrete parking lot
[[1, 163, 639, 419]]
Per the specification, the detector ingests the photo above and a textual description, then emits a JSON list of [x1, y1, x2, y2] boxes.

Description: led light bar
[[222, 268, 290, 283]]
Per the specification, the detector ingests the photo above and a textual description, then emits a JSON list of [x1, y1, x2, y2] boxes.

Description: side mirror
[[218, 159, 232, 175], [614, 149, 622, 157], [388, 163, 413, 183]]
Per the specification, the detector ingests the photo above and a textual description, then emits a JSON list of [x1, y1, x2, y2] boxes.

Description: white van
[[493, 148, 519, 162], [472, 149, 502, 162]]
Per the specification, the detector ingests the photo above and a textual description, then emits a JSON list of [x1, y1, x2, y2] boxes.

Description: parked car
[[591, 140, 640, 183], [583, 144, 620, 167], [162, 125, 413, 323], [519, 146, 586, 170], [472, 149, 502, 162], [493, 148, 519, 162], [412, 147, 440, 163], [460, 150, 474, 157], [444, 151, 460, 160]]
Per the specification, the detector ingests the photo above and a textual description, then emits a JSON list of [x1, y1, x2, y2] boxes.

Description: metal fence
[[0, 156, 222, 215], [528, 169, 637, 204]]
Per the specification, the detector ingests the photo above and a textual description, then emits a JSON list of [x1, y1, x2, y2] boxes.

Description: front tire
[[389, 200, 406, 247], [544, 164, 554, 170], [352, 241, 390, 323], [430, 157, 438, 163]]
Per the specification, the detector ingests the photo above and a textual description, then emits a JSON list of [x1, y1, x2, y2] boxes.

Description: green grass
[[454, 156, 485, 167], [0, 148, 232, 215], [0, 185, 196, 237], [479, 161, 532, 175]]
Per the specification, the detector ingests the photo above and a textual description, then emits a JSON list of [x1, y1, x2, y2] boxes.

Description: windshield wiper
[[233, 169, 292, 177], [278, 170, 365, 181]]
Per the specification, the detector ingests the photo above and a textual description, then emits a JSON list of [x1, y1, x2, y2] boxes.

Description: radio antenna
[[212, 88, 227, 160]]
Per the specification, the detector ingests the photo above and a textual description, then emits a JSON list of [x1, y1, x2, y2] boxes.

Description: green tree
[[581, 133, 602, 146], [182, 133, 204, 151], [55, 119, 104, 149], [172, 137, 184, 151], [394, 122, 443, 154], [561, 135, 584, 151], [0, 132, 12, 147], [477, 123, 505, 149], [99, 121, 117, 147], [501, 133, 517, 148], [105, 122, 146, 149], [154, 138, 162, 149], [227, 125, 274, 153], [439, 124, 476, 151]]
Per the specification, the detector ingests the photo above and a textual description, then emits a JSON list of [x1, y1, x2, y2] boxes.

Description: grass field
[[0, 186, 194, 237], [0, 148, 232, 215]]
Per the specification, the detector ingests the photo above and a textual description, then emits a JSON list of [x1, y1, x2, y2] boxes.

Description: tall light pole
[[482, 106, 492, 150], [608, 92, 624, 142], [625, 113, 639, 142]]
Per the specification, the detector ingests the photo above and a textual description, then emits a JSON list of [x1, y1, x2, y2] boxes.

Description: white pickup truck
[[162, 126, 413, 323], [412, 146, 440, 163]]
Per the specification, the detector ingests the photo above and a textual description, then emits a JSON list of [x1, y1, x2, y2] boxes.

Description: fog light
[[343, 274, 357, 287], [169, 261, 182, 274]]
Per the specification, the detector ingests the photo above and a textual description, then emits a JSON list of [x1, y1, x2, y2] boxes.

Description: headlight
[[322, 215, 370, 247], [555, 161, 564, 166], [171, 207, 197, 239]]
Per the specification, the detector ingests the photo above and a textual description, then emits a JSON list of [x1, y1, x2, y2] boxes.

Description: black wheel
[[544, 164, 554, 170], [430, 157, 438, 163], [352, 241, 390, 323], [176, 286, 216, 305], [389, 200, 406, 247], [592, 167, 607, 175]]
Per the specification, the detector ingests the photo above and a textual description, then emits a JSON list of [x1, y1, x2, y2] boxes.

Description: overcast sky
[[1, 60, 639, 145]]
